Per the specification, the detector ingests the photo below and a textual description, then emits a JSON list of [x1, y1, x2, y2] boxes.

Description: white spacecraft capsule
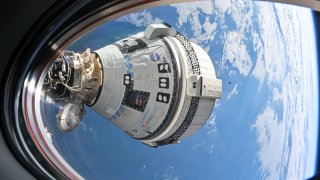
[[45, 24, 222, 147]]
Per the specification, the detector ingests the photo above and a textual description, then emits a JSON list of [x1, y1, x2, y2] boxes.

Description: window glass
[[25, 1, 319, 179]]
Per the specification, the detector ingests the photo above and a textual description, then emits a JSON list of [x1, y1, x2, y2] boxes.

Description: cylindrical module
[[90, 24, 222, 147], [46, 24, 222, 147]]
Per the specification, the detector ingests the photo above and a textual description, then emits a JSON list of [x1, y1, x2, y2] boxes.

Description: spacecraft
[[44, 24, 222, 147]]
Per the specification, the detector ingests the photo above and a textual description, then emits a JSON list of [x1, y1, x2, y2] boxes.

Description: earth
[[43, 1, 319, 179]]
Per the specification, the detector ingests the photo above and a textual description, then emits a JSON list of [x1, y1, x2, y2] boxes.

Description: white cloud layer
[[251, 3, 317, 180]]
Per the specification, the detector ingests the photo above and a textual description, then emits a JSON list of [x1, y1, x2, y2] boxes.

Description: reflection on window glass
[[29, 0, 319, 179]]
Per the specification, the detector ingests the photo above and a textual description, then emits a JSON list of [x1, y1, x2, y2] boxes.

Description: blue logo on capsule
[[149, 52, 160, 61]]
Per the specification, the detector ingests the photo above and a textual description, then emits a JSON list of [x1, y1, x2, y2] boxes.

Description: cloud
[[228, 1, 254, 31], [170, 1, 217, 50], [227, 84, 238, 100], [251, 37, 265, 90], [222, 31, 252, 76], [216, 0, 254, 77], [251, 4, 287, 87], [116, 10, 163, 27], [171, 1, 214, 26], [214, 0, 231, 13], [205, 112, 217, 136], [162, 165, 179, 180], [252, 105, 286, 180], [189, 16, 218, 46]]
